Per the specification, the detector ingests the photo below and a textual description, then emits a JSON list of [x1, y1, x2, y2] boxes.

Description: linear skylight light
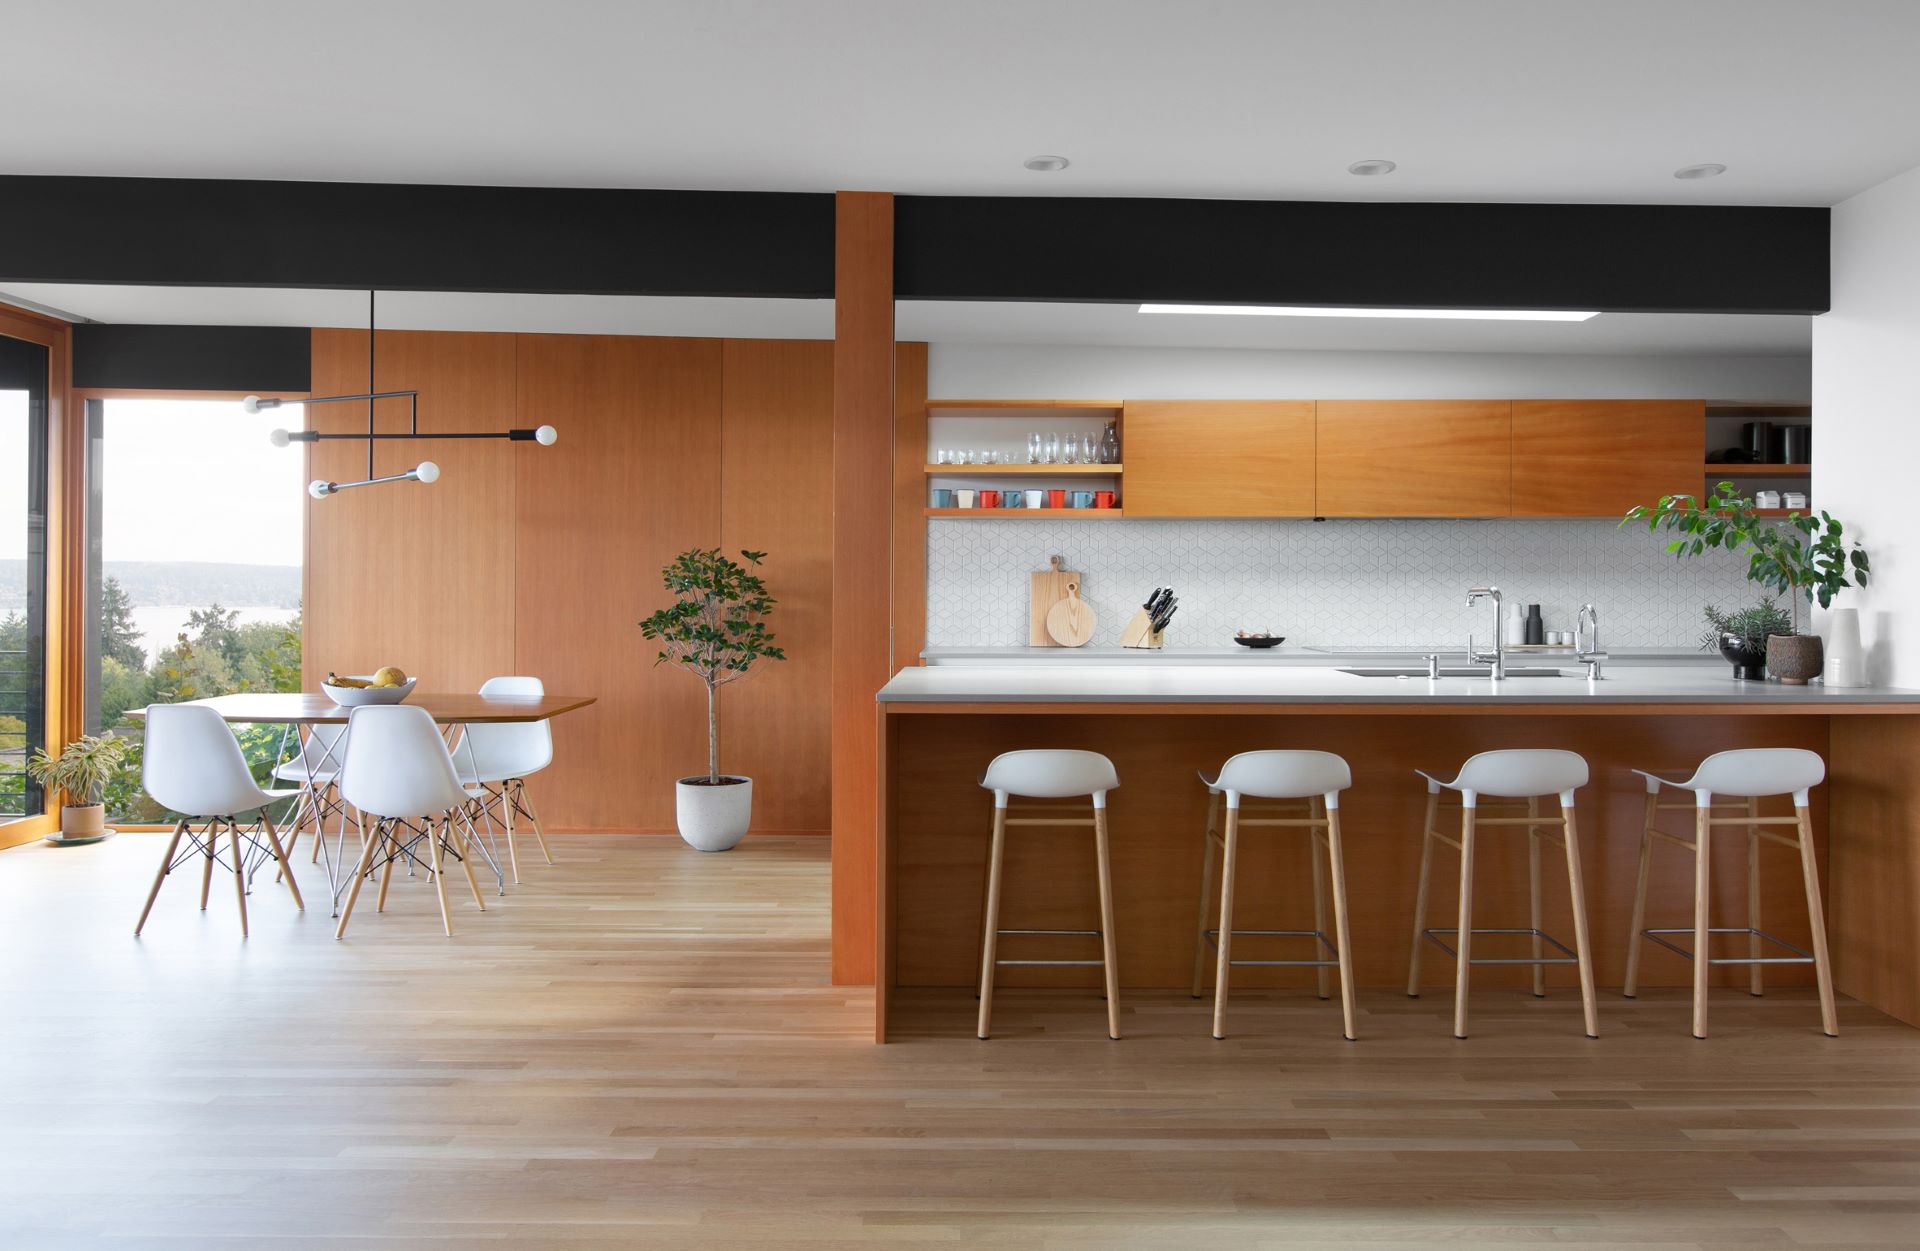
[[1137, 304, 1599, 322]]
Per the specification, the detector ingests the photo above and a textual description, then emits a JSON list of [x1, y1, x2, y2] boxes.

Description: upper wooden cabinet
[[1122, 400, 1316, 517], [1315, 400, 1513, 517], [1511, 400, 1705, 517]]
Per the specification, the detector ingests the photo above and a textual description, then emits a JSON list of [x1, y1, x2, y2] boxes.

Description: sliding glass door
[[0, 331, 50, 825]]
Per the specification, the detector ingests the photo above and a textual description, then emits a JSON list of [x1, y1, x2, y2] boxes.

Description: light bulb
[[535, 424, 558, 446], [268, 428, 290, 448], [414, 460, 441, 484], [308, 480, 333, 499], [242, 395, 262, 414]]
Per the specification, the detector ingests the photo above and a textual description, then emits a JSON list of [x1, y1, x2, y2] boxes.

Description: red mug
[[1094, 491, 1117, 509], [978, 489, 1001, 508], [1047, 489, 1066, 508]]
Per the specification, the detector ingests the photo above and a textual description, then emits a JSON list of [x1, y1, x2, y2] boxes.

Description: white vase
[[1826, 607, 1864, 687], [675, 776, 753, 852]]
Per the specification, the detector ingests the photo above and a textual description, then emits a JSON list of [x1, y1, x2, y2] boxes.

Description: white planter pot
[[676, 776, 752, 852]]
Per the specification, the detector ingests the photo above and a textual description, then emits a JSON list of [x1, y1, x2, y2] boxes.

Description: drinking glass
[[1043, 433, 1059, 464], [1027, 433, 1042, 464], [1079, 432, 1097, 464]]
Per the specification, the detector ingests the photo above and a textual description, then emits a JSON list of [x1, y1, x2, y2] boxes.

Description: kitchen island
[[873, 663, 1920, 1041]]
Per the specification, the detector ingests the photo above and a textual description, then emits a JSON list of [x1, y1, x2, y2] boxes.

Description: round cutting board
[[1045, 584, 1097, 647]]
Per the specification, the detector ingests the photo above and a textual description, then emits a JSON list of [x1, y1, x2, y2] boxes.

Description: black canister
[[1782, 425, 1812, 464], [1742, 421, 1774, 462], [1524, 604, 1544, 645]]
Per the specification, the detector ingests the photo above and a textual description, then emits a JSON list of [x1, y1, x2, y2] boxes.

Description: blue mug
[[931, 488, 954, 508], [1071, 490, 1095, 508], [1000, 493, 1023, 508]]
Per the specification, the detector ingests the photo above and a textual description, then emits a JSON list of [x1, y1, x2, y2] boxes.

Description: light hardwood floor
[[5, 832, 1920, 1248]]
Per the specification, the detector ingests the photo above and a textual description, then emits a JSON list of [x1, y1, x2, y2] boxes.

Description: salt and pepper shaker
[[1524, 604, 1545, 646]]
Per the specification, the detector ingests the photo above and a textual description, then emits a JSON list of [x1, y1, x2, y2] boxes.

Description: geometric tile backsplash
[[926, 517, 1761, 651]]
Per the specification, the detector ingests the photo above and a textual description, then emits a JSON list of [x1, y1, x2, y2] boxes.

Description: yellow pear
[[372, 665, 408, 688]]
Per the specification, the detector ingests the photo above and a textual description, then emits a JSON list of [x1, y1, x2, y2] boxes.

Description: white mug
[[955, 489, 976, 509], [1023, 489, 1044, 508]]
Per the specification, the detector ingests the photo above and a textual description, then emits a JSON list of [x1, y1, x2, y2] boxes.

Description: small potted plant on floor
[[640, 548, 786, 851], [1626, 481, 1870, 684], [1700, 599, 1793, 680], [26, 732, 132, 845]]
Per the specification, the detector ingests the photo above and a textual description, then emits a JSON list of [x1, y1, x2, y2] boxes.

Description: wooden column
[[831, 191, 894, 984]]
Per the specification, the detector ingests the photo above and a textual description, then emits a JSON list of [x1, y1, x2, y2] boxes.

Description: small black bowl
[[1716, 632, 1768, 681], [1233, 635, 1286, 649]]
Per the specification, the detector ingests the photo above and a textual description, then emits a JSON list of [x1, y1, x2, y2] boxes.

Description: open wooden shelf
[[924, 463, 1121, 476], [1706, 463, 1811, 476], [925, 508, 1126, 519], [927, 398, 1123, 411]]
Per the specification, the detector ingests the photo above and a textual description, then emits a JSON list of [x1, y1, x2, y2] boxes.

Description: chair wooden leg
[[229, 824, 250, 939], [1407, 791, 1438, 997], [376, 826, 398, 912], [1561, 800, 1600, 1039], [1452, 804, 1476, 1039], [426, 816, 454, 936], [517, 780, 554, 865], [1692, 802, 1712, 1040], [1326, 806, 1358, 1042], [199, 820, 218, 910], [1211, 805, 1241, 1040], [1310, 796, 1331, 1001], [1623, 792, 1656, 999], [1094, 806, 1122, 1041], [976, 806, 1007, 1040], [451, 812, 488, 911], [1190, 791, 1220, 998], [134, 820, 188, 936], [335, 820, 381, 939], [1795, 803, 1839, 1037], [260, 814, 303, 910], [1747, 796, 1764, 997], [310, 786, 328, 863], [1527, 796, 1545, 998]]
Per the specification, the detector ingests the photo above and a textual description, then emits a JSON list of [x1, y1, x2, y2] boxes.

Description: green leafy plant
[[639, 549, 786, 785], [1624, 481, 1870, 637], [26, 733, 132, 807], [1700, 599, 1794, 651]]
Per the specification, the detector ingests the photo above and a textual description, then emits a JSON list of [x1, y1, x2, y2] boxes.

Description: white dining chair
[[335, 705, 490, 939], [135, 703, 304, 939], [451, 675, 555, 884], [270, 722, 354, 867]]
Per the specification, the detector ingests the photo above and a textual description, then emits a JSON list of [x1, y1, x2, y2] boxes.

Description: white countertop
[[879, 663, 1920, 706], [922, 645, 1709, 666]]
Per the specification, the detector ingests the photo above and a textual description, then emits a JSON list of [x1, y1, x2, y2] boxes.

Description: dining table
[[129, 691, 597, 911]]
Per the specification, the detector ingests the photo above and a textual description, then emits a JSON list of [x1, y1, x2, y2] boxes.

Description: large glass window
[[0, 333, 49, 824], [85, 398, 305, 822]]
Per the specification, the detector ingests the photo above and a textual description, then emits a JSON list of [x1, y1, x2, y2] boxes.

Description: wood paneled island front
[[874, 665, 1920, 1042]]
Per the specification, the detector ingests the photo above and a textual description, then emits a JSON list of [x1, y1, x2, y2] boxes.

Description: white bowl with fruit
[[322, 666, 417, 706]]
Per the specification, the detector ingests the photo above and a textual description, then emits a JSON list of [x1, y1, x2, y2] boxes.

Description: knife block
[[1119, 608, 1165, 649]]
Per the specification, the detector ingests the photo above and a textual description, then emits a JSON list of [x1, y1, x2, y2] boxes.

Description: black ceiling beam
[[72, 324, 310, 392], [0, 175, 836, 298], [893, 196, 1830, 314]]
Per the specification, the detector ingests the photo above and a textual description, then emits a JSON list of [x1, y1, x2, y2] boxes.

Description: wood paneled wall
[[306, 329, 856, 835]]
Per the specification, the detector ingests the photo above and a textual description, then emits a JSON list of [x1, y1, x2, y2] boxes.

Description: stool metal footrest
[[1201, 927, 1340, 968], [1424, 926, 1578, 965], [1642, 926, 1815, 965], [994, 927, 1109, 968]]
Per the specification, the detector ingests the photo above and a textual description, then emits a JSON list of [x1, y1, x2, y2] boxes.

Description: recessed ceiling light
[[1347, 159, 1397, 176], [1674, 162, 1728, 180], [1024, 155, 1070, 172], [1139, 304, 1598, 322]]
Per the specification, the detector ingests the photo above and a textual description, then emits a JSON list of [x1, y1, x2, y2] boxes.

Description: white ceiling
[[0, 282, 1811, 356], [4, 1, 1919, 206]]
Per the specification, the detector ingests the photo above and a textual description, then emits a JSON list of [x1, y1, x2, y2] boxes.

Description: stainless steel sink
[[1338, 666, 1567, 679]]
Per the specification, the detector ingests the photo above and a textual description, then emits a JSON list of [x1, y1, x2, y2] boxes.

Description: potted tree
[[26, 732, 132, 845], [639, 548, 786, 851], [1626, 481, 1870, 684]]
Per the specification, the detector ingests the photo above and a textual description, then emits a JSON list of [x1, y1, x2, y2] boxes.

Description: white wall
[[930, 345, 1812, 402], [1813, 162, 1920, 687]]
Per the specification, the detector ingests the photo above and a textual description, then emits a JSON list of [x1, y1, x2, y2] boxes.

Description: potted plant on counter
[[26, 732, 131, 845], [1626, 481, 1870, 684], [640, 548, 786, 851], [1700, 599, 1792, 680]]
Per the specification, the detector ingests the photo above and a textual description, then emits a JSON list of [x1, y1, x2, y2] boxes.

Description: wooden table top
[[127, 692, 597, 724]]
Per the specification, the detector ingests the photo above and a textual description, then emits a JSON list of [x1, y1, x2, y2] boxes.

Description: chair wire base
[[1641, 926, 1816, 965], [1424, 926, 1579, 966], [1201, 927, 1341, 968]]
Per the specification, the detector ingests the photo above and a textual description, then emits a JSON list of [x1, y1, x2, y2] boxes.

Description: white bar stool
[[976, 750, 1122, 1040], [1189, 751, 1357, 1041], [1624, 748, 1836, 1040], [1407, 749, 1599, 1039]]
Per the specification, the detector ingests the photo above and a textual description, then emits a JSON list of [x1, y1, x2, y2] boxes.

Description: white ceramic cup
[[1023, 489, 1044, 508], [955, 489, 976, 509]]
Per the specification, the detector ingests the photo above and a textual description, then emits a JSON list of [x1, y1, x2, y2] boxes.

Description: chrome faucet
[[1465, 586, 1505, 680], [1576, 602, 1608, 680]]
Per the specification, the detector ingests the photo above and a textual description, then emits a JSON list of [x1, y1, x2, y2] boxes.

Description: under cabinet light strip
[[1138, 304, 1599, 322]]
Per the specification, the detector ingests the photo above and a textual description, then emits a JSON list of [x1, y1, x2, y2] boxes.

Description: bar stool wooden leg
[[1747, 796, 1764, 997], [1211, 805, 1241, 1040], [1190, 791, 1220, 998], [229, 823, 250, 939], [1310, 795, 1331, 1001], [1094, 806, 1122, 1041], [976, 806, 1007, 1040], [1624, 791, 1657, 999], [1527, 796, 1545, 998], [1795, 802, 1839, 1037], [134, 820, 189, 936], [1453, 803, 1477, 1039], [1407, 791, 1438, 997], [1692, 802, 1712, 1039], [1326, 806, 1358, 1042], [1561, 798, 1600, 1039]]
